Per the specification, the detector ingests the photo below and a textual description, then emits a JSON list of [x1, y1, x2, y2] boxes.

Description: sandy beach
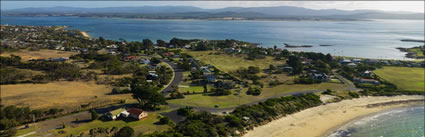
[[243, 95, 424, 137], [80, 31, 91, 38]]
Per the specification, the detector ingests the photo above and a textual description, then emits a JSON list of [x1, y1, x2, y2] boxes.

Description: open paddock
[[1, 81, 132, 110], [1, 49, 77, 61]]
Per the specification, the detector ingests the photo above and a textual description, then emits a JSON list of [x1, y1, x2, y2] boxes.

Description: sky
[[1, 1, 424, 13]]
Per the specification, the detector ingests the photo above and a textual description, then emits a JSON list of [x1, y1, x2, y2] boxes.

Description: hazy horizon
[[1, 1, 424, 13]]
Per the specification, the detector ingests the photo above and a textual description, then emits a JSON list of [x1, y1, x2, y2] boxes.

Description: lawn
[[179, 85, 212, 94], [15, 125, 39, 136], [1, 49, 77, 61], [183, 50, 283, 73], [374, 66, 424, 91], [54, 113, 169, 137], [0, 81, 132, 110], [168, 82, 346, 108]]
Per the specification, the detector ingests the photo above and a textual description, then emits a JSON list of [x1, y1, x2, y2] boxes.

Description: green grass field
[[168, 82, 346, 108], [183, 50, 283, 73], [54, 113, 169, 137], [409, 48, 424, 58], [374, 66, 424, 91]]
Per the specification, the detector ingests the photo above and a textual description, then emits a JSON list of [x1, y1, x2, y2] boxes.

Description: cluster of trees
[[234, 66, 261, 83], [0, 55, 81, 83], [141, 93, 322, 137], [232, 93, 322, 128], [0, 105, 64, 136], [246, 87, 262, 96], [286, 52, 335, 74], [130, 84, 166, 110], [210, 88, 232, 96]]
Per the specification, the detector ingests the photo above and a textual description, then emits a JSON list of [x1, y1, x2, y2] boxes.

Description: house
[[127, 108, 148, 120], [206, 75, 217, 83], [164, 52, 175, 57], [215, 80, 235, 89], [365, 59, 378, 64], [352, 59, 362, 64], [311, 73, 330, 82], [184, 45, 191, 49], [223, 48, 234, 53], [140, 59, 150, 64], [147, 71, 158, 80], [200, 66, 211, 73], [108, 51, 116, 55], [362, 70, 373, 77], [283, 66, 293, 72], [340, 59, 352, 64], [347, 63, 357, 68], [353, 77, 380, 85], [120, 111, 130, 118], [124, 56, 140, 62], [49, 57, 69, 62], [106, 108, 126, 120]]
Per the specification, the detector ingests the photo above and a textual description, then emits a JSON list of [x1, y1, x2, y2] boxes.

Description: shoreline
[[80, 31, 91, 38], [243, 95, 424, 137]]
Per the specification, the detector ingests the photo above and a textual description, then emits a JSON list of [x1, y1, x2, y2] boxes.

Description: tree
[[281, 49, 290, 57], [247, 66, 261, 74], [0, 119, 18, 137], [156, 40, 167, 47], [286, 55, 303, 74], [269, 64, 276, 71], [131, 84, 166, 110], [177, 107, 193, 117], [115, 126, 134, 137], [203, 84, 208, 93], [159, 116, 175, 126], [143, 39, 154, 50], [150, 57, 161, 65], [247, 87, 261, 96], [90, 109, 99, 120]]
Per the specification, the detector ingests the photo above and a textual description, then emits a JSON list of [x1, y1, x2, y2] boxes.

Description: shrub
[[112, 87, 122, 94], [247, 87, 262, 96], [177, 107, 193, 117], [322, 89, 334, 95], [115, 126, 134, 137], [90, 109, 99, 120], [348, 91, 360, 98]]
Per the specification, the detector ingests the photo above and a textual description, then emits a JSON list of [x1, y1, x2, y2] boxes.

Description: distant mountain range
[[2, 6, 424, 20]]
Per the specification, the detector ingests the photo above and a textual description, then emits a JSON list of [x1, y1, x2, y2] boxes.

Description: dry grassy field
[[1, 49, 77, 61], [1, 81, 132, 110]]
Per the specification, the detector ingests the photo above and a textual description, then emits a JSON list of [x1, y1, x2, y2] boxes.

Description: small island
[[396, 45, 424, 59], [400, 39, 425, 43], [284, 43, 313, 48]]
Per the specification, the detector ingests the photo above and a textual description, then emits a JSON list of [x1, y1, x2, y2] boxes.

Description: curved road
[[160, 59, 184, 95]]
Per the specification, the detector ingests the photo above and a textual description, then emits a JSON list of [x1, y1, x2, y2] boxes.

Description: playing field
[[1, 81, 132, 110], [1, 49, 77, 61], [374, 66, 424, 91], [183, 50, 283, 73]]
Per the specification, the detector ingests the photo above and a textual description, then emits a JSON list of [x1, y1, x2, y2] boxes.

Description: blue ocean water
[[329, 106, 425, 137], [1, 16, 424, 59]]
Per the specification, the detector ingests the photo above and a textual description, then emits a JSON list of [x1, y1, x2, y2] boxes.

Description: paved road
[[332, 70, 361, 91], [160, 59, 184, 95]]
